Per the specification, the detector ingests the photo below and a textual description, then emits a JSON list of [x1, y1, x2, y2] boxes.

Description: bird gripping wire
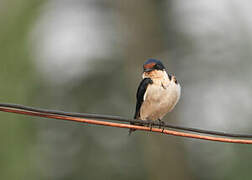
[[0, 103, 252, 144]]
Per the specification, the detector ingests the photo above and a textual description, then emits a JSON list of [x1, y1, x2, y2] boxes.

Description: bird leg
[[158, 119, 165, 133], [146, 119, 154, 131]]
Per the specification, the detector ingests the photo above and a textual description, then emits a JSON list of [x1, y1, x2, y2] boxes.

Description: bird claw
[[158, 119, 165, 133], [146, 120, 154, 131]]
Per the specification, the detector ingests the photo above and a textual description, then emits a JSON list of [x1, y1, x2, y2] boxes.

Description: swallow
[[129, 59, 181, 135]]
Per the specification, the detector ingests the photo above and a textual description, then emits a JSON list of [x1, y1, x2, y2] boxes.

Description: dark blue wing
[[134, 78, 153, 119]]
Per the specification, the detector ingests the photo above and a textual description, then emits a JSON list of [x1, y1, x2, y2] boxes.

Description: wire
[[0, 103, 252, 138], [0, 103, 252, 144], [0, 105, 252, 144]]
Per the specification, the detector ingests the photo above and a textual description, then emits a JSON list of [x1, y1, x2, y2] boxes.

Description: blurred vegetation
[[1, 0, 252, 180], [0, 0, 45, 179]]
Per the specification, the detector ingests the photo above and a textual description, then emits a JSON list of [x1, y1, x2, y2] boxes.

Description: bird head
[[143, 59, 165, 73], [142, 59, 167, 79]]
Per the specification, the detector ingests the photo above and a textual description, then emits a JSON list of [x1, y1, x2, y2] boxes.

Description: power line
[[0, 103, 252, 144]]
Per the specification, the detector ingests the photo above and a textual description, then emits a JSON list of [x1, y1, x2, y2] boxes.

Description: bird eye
[[154, 63, 164, 70]]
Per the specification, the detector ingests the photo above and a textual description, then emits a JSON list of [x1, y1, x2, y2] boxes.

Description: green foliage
[[0, 0, 45, 179]]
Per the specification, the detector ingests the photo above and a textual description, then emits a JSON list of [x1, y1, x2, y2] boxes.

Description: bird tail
[[129, 119, 143, 135], [128, 125, 136, 136], [129, 113, 142, 135]]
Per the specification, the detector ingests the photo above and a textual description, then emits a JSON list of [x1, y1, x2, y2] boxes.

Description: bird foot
[[146, 120, 154, 131], [158, 119, 165, 133]]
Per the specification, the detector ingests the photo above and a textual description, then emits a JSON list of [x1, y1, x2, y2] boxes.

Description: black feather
[[168, 74, 172, 81], [134, 78, 153, 119], [129, 78, 153, 135]]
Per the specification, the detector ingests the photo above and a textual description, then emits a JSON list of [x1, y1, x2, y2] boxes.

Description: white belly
[[140, 82, 181, 121]]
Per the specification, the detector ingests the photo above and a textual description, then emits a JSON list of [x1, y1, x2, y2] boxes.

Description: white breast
[[140, 80, 181, 121]]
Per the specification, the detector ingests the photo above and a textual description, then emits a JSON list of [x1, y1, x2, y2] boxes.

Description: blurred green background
[[1, 0, 252, 179]]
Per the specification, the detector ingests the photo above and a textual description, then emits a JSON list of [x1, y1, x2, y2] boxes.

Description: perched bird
[[129, 59, 181, 134]]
